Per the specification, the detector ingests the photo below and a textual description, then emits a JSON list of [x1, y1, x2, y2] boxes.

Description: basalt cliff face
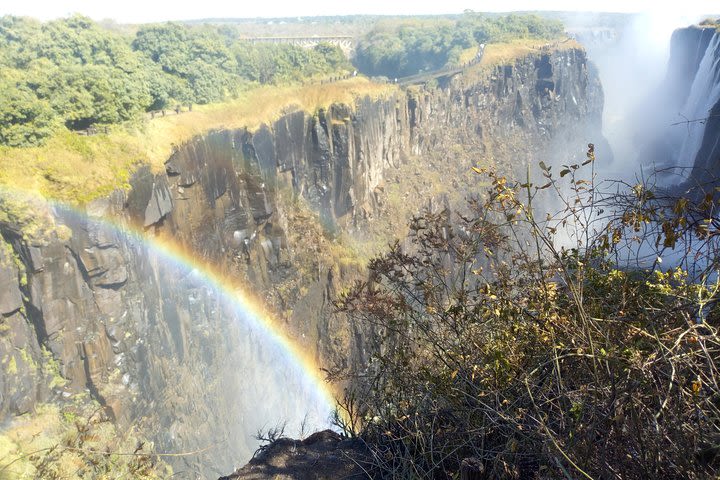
[[639, 26, 720, 184], [0, 45, 605, 477]]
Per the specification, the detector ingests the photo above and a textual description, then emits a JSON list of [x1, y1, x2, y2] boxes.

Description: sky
[[0, 0, 718, 23]]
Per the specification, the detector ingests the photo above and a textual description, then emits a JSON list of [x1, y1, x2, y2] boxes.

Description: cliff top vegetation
[[0, 15, 352, 148], [698, 18, 720, 30], [354, 13, 566, 78], [0, 12, 571, 206], [0, 77, 396, 204], [479, 37, 581, 67]]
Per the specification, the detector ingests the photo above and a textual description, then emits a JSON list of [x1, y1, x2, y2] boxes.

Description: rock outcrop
[[0, 44, 606, 477], [219, 431, 368, 480], [638, 26, 720, 185]]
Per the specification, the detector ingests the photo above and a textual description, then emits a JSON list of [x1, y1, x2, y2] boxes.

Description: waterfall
[[673, 31, 720, 169]]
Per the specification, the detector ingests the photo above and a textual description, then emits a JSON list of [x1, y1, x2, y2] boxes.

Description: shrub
[[335, 147, 720, 479]]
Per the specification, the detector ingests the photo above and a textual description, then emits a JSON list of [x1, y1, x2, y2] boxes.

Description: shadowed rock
[[0, 247, 22, 315], [219, 430, 369, 480]]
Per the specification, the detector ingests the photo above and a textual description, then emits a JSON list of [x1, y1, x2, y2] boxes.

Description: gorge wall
[[0, 44, 606, 477], [638, 26, 720, 185]]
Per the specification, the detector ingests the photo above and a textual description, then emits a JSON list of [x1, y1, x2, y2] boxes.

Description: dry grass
[[458, 46, 480, 64], [0, 405, 61, 478], [141, 78, 396, 168], [457, 37, 582, 88], [480, 37, 580, 68], [0, 78, 397, 205], [0, 402, 169, 479], [0, 130, 145, 205]]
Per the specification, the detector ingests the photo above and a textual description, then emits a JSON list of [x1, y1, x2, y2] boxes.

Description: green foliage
[[233, 41, 350, 85], [335, 149, 720, 479], [132, 23, 237, 104], [0, 15, 153, 139], [355, 13, 564, 78], [0, 15, 351, 147], [45, 64, 151, 129], [0, 78, 57, 146]]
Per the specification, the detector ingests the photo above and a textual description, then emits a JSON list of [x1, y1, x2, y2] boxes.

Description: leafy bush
[[334, 148, 720, 479], [233, 42, 350, 85]]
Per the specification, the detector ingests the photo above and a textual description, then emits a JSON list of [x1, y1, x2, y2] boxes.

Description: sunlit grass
[[480, 37, 580, 67], [458, 46, 480, 64], [0, 404, 61, 478], [455, 37, 581, 87], [0, 78, 397, 205], [142, 77, 396, 168], [0, 402, 169, 479]]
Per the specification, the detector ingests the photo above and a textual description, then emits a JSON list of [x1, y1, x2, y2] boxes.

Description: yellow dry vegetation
[[0, 403, 168, 479], [698, 18, 720, 30], [458, 46, 480, 64], [455, 37, 581, 88], [142, 78, 396, 168], [480, 37, 581, 68], [0, 78, 397, 206], [0, 405, 60, 478]]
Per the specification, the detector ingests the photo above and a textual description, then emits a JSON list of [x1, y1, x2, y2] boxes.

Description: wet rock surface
[[0, 247, 22, 315]]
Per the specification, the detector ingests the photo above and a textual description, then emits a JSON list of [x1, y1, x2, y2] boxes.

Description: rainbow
[[0, 187, 339, 431]]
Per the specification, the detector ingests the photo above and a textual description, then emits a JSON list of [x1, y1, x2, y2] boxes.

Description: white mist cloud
[[583, 9, 712, 176]]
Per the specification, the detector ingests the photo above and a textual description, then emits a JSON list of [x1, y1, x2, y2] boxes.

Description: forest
[[354, 13, 564, 78], [0, 15, 350, 147]]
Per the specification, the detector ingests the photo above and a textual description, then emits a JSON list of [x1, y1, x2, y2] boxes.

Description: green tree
[[132, 23, 237, 104], [0, 15, 353, 147], [0, 79, 57, 146], [355, 14, 565, 78]]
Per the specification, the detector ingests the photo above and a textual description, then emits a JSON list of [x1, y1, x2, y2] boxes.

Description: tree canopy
[[0, 15, 351, 147], [354, 13, 564, 78]]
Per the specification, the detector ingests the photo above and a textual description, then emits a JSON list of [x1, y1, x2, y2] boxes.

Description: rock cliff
[[0, 44, 606, 477], [638, 26, 720, 185]]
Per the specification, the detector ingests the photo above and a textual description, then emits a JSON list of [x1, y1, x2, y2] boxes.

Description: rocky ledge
[[218, 430, 368, 480]]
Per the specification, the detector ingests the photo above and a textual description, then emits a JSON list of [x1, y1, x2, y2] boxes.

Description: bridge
[[243, 36, 355, 56]]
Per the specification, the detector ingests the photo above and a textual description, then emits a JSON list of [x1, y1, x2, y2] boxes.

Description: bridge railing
[[243, 36, 354, 42]]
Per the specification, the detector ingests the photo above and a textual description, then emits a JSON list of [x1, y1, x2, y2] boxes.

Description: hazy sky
[[1, 0, 718, 23]]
